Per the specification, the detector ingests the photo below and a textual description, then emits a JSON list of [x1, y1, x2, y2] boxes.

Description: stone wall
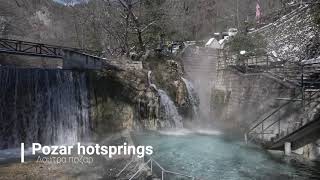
[[181, 47, 218, 125], [0, 53, 62, 68], [62, 50, 102, 70], [212, 69, 297, 132], [213, 67, 320, 160]]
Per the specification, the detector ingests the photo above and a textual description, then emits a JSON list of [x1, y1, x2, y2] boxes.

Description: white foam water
[[148, 71, 183, 128], [194, 129, 222, 136], [0, 67, 90, 149], [158, 128, 221, 136], [181, 77, 199, 120], [158, 90, 183, 128], [158, 129, 192, 136]]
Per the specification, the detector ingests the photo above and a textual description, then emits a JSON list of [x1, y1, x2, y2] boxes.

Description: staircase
[[218, 54, 320, 151], [245, 89, 320, 150], [247, 59, 320, 150], [117, 157, 195, 180], [115, 157, 143, 180]]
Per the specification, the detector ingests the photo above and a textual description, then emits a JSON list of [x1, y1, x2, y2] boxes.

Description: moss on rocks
[[142, 53, 193, 120]]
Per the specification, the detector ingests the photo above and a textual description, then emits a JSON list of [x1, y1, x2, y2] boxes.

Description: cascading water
[[182, 47, 217, 126], [147, 71, 183, 128], [147, 70, 157, 90], [158, 90, 183, 128], [0, 67, 90, 149], [181, 77, 199, 120]]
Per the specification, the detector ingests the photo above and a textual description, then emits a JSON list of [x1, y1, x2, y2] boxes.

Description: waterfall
[[181, 77, 199, 120], [148, 70, 157, 90], [0, 67, 90, 149], [182, 47, 217, 124], [148, 71, 183, 128], [158, 90, 183, 128], [147, 71, 152, 86]]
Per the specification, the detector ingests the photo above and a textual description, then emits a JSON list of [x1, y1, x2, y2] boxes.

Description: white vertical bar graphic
[[21, 143, 24, 163]]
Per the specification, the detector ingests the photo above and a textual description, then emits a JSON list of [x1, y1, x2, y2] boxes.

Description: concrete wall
[[0, 53, 63, 69], [212, 68, 298, 132], [62, 50, 102, 70], [213, 63, 320, 160], [0, 50, 103, 70], [182, 47, 218, 124]]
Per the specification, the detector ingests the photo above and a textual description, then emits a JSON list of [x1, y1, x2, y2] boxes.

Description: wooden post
[[266, 55, 269, 72], [301, 64, 305, 113], [245, 133, 248, 144], [284, 142, 291, 156], [161, 170, 164, 180], [278, 110, 281, 135], [261, 122, 264, 140]]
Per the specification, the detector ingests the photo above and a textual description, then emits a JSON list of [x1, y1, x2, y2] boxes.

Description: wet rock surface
[[143, 56, 192, 121]]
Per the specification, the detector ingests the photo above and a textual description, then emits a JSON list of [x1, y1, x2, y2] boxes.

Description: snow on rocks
[[254, 5, 317, 61]]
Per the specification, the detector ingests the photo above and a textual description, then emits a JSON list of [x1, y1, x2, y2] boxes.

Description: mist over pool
[[134, 131, 320, 180]]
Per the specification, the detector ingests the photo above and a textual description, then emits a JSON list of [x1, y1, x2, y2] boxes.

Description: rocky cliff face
[[88, 55, 191, 137], [143, 55, 192, 121], [88, 66, 158, 136]]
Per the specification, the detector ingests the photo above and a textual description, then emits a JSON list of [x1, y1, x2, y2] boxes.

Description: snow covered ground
[[254, 5, 318, 61]]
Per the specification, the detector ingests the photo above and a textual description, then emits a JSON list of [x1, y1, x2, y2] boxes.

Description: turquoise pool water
[[134, 130, 320, 180]]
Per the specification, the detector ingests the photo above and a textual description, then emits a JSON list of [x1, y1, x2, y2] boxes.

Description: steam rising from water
[[158, 129, 222, 136], [183, 47, 217, 127]]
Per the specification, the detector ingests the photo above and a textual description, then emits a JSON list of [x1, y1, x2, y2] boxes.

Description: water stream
[[148, 71, 183, 128], [0, 67, 90, 149], [181, 77, 199, 120], [158, 90, 183, 128], [182, 48, 217, 125]]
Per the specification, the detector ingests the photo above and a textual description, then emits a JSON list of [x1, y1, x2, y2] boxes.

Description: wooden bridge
[[0, 38, 105, 70]]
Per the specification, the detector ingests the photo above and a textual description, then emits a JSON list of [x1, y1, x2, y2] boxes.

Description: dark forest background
[[0, 0, 285, 56]]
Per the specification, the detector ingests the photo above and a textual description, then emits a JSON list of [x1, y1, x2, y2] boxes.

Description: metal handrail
[[247, 98, 296, 133], [245, 98, 298, 143], [246, 89, 320, 143], [0, 38, 101, 55], [0, 38, 104, 60], [116, 157, 135, 177], [129, 158, 152, 180], [128, 157, 195, 180], [246, 87, 312, 132]]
